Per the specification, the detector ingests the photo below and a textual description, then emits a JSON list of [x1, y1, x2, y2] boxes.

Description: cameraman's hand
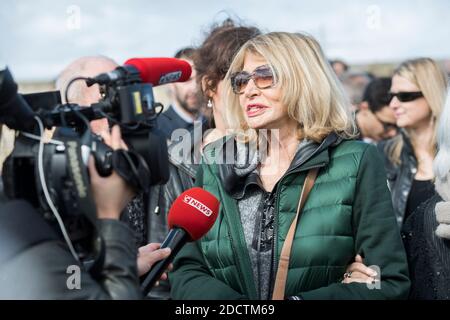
[[137, 243, 173, 282], [88, 125, 134, 220], [97, 127, 128, 150]]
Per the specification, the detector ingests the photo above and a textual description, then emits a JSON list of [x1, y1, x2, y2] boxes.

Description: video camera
[[0, 58, 191, 262]]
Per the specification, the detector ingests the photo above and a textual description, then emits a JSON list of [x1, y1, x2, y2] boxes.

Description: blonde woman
[[170, 32, 410, 300], [402, 89, 450, 299], [379, 58, 448, 227]]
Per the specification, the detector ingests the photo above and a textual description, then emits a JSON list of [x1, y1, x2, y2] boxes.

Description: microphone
[[140, 187, 219, 295], [85, 58, 192, 87]]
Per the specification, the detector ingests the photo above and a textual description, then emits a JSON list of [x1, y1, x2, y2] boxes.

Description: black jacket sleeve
[[0, 200, 141, 299]]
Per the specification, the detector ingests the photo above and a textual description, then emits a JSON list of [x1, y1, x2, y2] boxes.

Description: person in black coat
[[402, 90, 450, 299], [377, 58, 448, 227], [0, 126, 153, 299]]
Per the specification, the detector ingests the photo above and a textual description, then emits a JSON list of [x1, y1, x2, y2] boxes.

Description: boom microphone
[[85, 58, 192, 87], [140, 187, 219, 295]]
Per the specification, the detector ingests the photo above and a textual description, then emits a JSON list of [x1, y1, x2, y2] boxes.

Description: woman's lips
[[394, 111, 404, 118], [246, 104, 268, 117]]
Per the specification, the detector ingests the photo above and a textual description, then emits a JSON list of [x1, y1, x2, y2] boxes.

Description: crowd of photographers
[[0, 17, 450, 300]]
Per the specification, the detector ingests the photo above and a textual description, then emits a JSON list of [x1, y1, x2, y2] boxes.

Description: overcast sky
[[1, 0, 449, 81]]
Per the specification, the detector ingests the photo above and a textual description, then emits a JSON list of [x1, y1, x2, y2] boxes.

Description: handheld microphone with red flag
[[140, 187, 220, 295], [85, 57, 192, 87]]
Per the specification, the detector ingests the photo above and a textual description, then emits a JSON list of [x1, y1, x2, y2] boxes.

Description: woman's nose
[[244, 78, 259, 98], [389, 96, 400, 109]]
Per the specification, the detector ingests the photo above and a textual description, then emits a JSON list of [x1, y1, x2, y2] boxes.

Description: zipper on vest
[[269, 183, 281, 297], [268, 161, 327, 297]]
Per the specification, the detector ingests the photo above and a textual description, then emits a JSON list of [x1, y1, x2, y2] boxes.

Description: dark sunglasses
[[230, 65, 275, 95], [388, 91, 423, 102]]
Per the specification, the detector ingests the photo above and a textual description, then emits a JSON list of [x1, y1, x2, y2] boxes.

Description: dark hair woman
[[147, 19, 261, 299]]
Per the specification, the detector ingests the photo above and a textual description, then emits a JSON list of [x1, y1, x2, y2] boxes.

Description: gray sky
[[1, 0, 449, 81]]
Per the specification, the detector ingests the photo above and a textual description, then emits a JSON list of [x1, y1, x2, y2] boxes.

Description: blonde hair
[[223, 32, 357, 143], [433, 87, 450, 180], [387, 58, 448, 165]]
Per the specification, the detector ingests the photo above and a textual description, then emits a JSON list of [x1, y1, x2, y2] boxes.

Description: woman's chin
[[395, 117, 409, 129], [247, 122, 269, 130]]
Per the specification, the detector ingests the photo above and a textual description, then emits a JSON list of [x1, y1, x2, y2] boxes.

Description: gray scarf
[[435, 173, 450, 239]]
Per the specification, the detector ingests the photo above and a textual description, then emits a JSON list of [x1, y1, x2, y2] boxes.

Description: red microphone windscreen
[[124, 58, 191, 86], [167, 187, 220, 241]]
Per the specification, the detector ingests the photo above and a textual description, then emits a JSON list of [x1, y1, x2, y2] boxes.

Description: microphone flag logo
[[183, 195, 213, 217], [159, 71, 182, 85]]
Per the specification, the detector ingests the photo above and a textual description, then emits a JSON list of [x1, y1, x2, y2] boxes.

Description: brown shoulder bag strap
[[272, 167, 319, 300]]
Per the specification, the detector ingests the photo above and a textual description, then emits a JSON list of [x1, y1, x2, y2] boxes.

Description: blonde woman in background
[[379, 58, 448, 227]]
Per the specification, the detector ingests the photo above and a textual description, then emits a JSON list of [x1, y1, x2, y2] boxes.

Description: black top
[[405, 179, 435, 222], [402, 194, 450, 300]]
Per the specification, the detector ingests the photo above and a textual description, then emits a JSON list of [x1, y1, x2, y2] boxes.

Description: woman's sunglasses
[[388, 91, 423, 102], [230, 65, 275, 95]]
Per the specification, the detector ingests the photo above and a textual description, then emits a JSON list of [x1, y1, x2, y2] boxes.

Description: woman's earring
[[207, 99, 213, 109]]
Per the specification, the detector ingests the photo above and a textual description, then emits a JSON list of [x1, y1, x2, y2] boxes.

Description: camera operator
[[55, 56, 171, 278], [0, 64, 170, 299], [0, 124, 142, 299]]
